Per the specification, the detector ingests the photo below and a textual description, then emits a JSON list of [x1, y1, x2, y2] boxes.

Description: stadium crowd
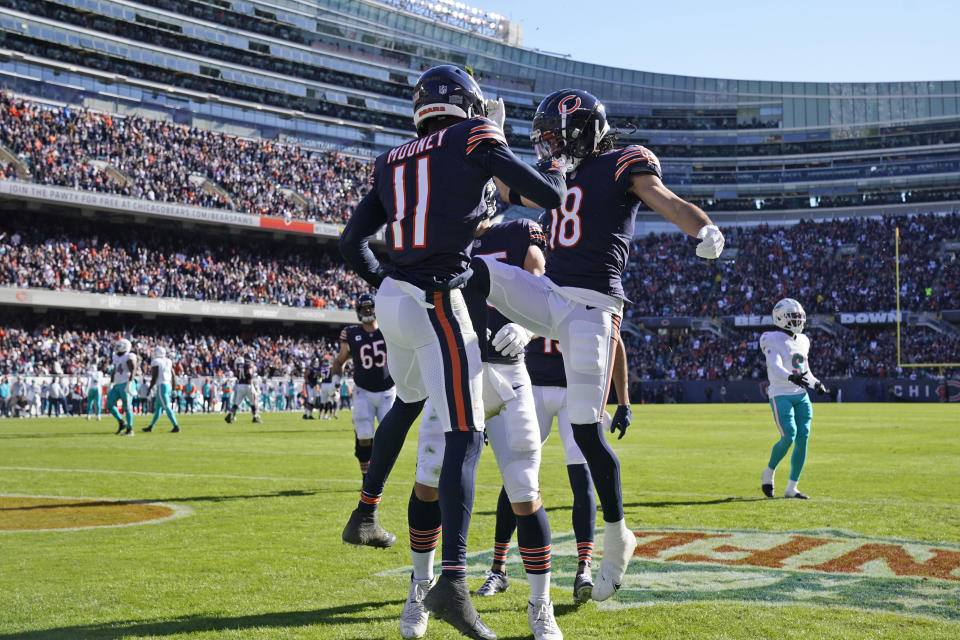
[[0, 91, 371, 223], [624, 326, 959, 383], [0, 212, 370, 309], [0, 314, 338, 380], [624, 212, 960, 316]]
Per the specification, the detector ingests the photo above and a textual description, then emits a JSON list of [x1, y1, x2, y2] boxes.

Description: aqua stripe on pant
[[150, 383, 179, 428], [767, 392, 812, 482], [106, 383, 133, 427]]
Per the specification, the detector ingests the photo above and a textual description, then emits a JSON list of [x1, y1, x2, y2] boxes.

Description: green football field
[[1, 403, 958, 639]]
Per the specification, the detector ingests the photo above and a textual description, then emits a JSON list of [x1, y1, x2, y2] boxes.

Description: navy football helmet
[[531, 89, 609, 173], [412, 65, 486, 136], [356, 293, 376, 323]]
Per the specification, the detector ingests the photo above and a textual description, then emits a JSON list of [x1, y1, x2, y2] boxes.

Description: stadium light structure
[[372, 0, 521, 43]]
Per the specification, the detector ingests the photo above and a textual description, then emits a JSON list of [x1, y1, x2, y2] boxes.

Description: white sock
[[785, 480, 799, 495], [762, 467, 775, 484], [411, 551, 434, 582], [527, 572, 550, 603]]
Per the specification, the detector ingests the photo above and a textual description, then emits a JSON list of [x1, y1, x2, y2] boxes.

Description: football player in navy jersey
[[413, 212, 564, 638], [333, 293, 396, 479], [474, 88, 725, 602], [339, 65, 565, 640], [302, 357, 322, 420]]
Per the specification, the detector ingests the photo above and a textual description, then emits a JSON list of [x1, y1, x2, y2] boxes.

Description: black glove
[[610, 405, 632, 440], [788, 373, 810, 389], [814, 381, 829, 396]]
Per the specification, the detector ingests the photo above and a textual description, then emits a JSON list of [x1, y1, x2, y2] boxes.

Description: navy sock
[[408, 489, 442, 554], [356, 443, 372, 476], [493, 486, 516, 568], [572, 422, 624, 522], [567, 463, 596, 566], [439, 430, 484, 579], [516, 505, 551, 575], [356, 398, 426, 513]]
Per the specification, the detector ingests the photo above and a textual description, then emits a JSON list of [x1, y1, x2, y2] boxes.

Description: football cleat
[[115, 421, 125, 435], [400, 575, 435, 639], [785, 491, 810, 500], [252, 415, 263, 424], [423, 574, 496, 640], [592, 520, 636, 601], [141, 426, 153, 433], [573, 570, 593, 604], [121, 428, 134, 437], [762, 483, 774, 498], [170, 426, 180, 433], [527, 599, 563, 640], [224, 414, 234, 424], [341, 508, 396, 548], [474, 570, 508, 597]]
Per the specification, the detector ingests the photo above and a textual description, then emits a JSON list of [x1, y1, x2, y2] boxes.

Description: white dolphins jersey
[[759, 330, 812, 397], [86, 368, 102, 389], [112, 352, 136, 384], [152, 356, 173, 385]]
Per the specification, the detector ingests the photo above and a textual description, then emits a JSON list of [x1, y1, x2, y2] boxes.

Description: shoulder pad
[[465, 117, 507, 155], [614, 145, 662, 181]]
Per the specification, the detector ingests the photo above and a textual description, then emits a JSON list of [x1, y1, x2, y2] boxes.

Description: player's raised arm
[[629, 173, 724, 259], [339, 191, 389, 288], [332, 329, 351, 377]]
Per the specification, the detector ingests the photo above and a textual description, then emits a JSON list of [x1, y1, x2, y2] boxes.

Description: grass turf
[[0, 403, 958, 639]]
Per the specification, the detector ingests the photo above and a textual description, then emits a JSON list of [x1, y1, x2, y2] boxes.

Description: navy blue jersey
[[340, 324, 394, 392], [320, 364, 333, 384], [373, 117, 507, 288], [525, 337, 566, 387], [542, 145, 662, 299], [471, 219, 546, 364], [340, 119, 564, 291], [305, 366, 321, 386]]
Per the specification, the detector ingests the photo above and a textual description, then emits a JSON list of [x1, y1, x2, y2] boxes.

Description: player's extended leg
[[786, 395, 812, 499], [161, 386, 180, 431], [342, 329, 426, 547], [250, 391, 262, 423], [558, 402, 597, 603], [470, 256, 562, 339], [107, 384, 124, 432], [762, 395, 798, 498], [120, 390, 134, 433], [556, 308, 632, 601]]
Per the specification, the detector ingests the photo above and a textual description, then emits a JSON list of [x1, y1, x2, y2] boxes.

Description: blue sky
[[478, 0, 958, 83]]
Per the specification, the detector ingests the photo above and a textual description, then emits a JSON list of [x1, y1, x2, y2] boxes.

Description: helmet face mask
[[772, 298, 806, 334], [356, 293, 376, 323], [531, 89, 610, 174], [115, 339, 131, 355], [412, 65, 485, 136], [152, 347, 166, 359]]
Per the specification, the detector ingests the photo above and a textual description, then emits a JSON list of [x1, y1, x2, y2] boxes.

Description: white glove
[[491, 323, 532, 358], [695, 224, 724, 259], [484, 97, 506, 130]]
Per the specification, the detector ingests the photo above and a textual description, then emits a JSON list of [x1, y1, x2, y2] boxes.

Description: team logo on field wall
[[379, 528, 960, 620]]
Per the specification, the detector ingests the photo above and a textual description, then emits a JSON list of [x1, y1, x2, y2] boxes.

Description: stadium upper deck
[[1, 0, 959, 219]]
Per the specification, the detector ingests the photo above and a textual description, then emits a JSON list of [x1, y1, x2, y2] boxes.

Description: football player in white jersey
[[143, 347, 180, 433], [759, 298, 828, 499], [107, 338, 138, 436], [84, 362, 104, 421]]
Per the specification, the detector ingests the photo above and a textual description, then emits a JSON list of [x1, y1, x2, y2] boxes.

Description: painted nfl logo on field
[[380, 527, 960, 620]]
